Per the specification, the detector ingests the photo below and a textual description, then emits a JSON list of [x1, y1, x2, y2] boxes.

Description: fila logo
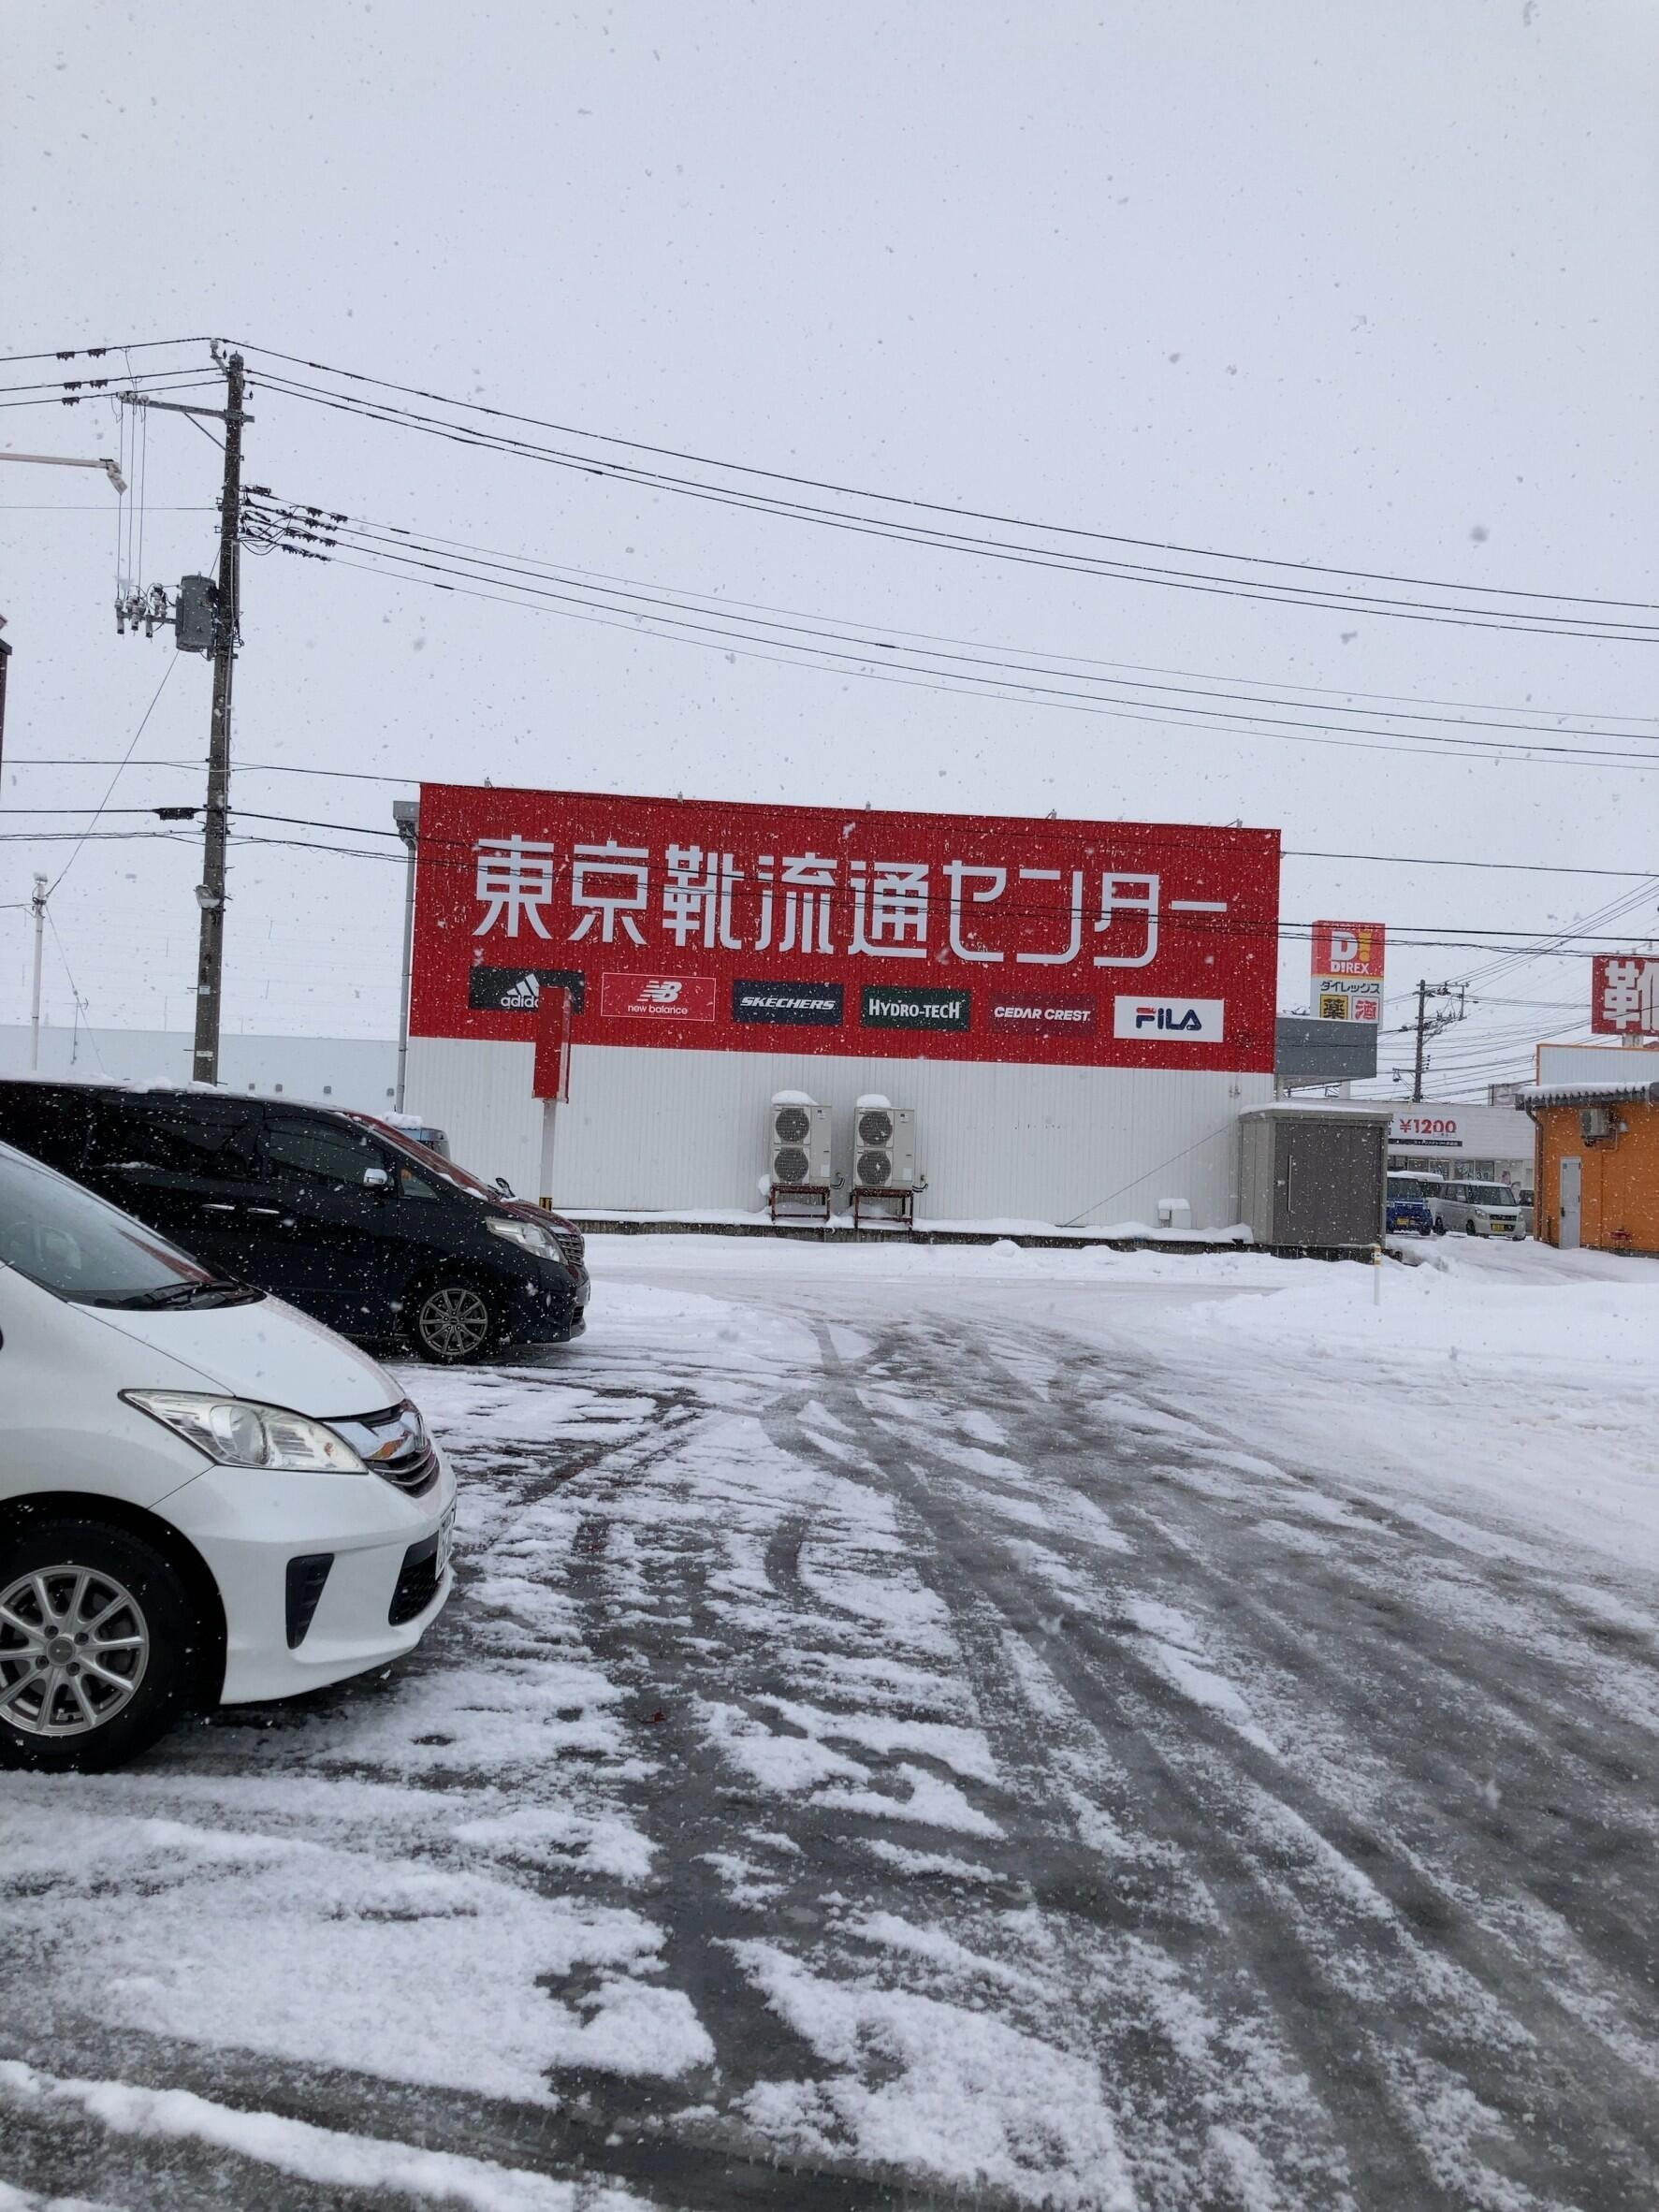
[[640, 980, 683, 1004], [1113, 996, 1226, 1041]]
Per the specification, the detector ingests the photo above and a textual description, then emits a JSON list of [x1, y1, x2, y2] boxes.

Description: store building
[[0, 1024, 398, 1110], [402, 783, 1282, 1230], [1520, 1077, 1659, 1254], [1386, 1100, 1534, 1190]]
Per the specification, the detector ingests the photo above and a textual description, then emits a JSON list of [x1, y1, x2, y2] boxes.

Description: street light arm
[[0, 450, 127, 494]]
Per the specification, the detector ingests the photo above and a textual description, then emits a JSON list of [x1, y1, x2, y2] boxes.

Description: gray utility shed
[[1238, 1101, 1395, 1252]]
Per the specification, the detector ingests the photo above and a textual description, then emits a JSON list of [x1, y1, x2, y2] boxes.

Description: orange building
[[1521, 1078, 1659, 1254]]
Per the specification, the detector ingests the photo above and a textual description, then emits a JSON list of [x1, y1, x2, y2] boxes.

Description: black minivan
[[0, 1081, 589, 1361]]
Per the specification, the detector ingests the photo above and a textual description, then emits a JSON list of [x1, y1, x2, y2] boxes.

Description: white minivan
[[0, 1138, 455, 1772], [1433, 1179, 1528, 1240]]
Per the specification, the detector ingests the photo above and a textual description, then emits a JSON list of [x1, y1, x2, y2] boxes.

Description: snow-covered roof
[[1238, 1099, 1396, 1120], [1517, 1078, 1659, 1111]]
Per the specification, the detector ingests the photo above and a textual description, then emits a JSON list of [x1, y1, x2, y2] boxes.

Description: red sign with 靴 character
[[408, 782, 1281, 1071], [1592, 953, 1659, 1035]]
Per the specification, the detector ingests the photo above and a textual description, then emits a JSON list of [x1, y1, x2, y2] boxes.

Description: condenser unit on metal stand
[[767, 1097, 834, 1229], [850, 1100, 918, 1231]]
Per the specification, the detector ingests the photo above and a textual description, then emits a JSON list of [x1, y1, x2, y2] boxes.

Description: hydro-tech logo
[[1113, 997, 1226, 1041], [860, 984, 971, 1032]]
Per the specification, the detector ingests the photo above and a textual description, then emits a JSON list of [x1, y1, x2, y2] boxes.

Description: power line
[[26, 332, 1655, 636], [10, 759, 1659, 884], [0, 337, 214, 370], [232, 340, 1657, 620], [245, 514, 1659, 771], [6, 822, 1654, 953], [43, 659, 180, 896], [244, 495, 1659, 751], [44, 911, 106, 1074], [244, 371, 1659, 645], [255, 506, 1659, 723], [0, 363, 226, 400]]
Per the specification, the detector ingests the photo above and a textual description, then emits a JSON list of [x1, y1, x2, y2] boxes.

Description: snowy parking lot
[[6, 1232, 1659, 2211]]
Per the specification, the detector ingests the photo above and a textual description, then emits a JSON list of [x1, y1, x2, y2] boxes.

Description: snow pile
[[770, 1088, 817, 1106], [1191, 1242, 1659, 1375], [855, 1092, 893, 1111]]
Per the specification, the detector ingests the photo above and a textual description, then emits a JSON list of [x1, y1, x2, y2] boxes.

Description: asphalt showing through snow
[[5, 1248, 1659, 2211]]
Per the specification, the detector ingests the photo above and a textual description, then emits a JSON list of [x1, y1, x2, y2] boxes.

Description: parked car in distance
[[374, 1111, 451, 1159], [1386, 1171, 1440, 1237], [1433, 1179, 1528, 1240], [0, 1138, 455, 1771], [0, 1080, 589, 1363]]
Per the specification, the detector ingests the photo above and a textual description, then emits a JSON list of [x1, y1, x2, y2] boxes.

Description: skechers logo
[[733, 981, 845, 1026]]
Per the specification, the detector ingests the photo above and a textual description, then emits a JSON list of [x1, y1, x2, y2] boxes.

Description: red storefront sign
[[1592, 953, 1659, 1036], [1310, 921, 1385, 979], [409, 782, 1281, 1071]]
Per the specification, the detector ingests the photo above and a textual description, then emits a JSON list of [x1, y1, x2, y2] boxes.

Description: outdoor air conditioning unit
[[768, 1099, 833, 1187], [851, 1101, 918, 1190], [1581, 1106, 1617, 1142]]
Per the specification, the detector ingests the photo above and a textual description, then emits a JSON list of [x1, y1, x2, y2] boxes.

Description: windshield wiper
[[102, 1279, 252, 1310]]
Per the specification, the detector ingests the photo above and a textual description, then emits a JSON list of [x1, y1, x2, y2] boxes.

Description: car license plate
[[434, 1508, 456, 1578]]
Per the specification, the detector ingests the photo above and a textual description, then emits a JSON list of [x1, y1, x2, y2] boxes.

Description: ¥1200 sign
[[408, 782, 1281, 1072]]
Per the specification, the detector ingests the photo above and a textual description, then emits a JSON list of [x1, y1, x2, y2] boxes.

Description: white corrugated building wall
[[404, 1034, 1270, 1229]]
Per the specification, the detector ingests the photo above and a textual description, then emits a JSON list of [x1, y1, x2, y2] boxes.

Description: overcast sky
[[3, 0, 1655, 1096]]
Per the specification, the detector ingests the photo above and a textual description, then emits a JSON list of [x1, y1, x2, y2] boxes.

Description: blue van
[[1386, 1171, 1440, 1237]]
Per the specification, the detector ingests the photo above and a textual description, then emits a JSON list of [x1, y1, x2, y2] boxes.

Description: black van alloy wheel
[[411, 1279, 496, 1362], [0, 1521, 199, 1772]]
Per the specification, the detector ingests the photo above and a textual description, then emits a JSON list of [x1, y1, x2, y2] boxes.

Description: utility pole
[[1407, 978, 1466, 1100], [392, 798, 420, 1111], [191, 352, 247, 1086], [28, 874, 47, 1071], [1412, 979, 1428, 1102]]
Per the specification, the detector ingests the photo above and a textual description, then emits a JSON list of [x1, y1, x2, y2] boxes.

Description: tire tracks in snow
[[799, 1304, 1659, 2209]]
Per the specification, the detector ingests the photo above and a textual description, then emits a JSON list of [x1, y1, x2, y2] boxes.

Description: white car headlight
[[123, 1391, 367, 1473], [488, 1216, 560, 1260]]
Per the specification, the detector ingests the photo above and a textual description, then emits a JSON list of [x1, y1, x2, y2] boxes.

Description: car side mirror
[[363, 1167, 392, 1192]]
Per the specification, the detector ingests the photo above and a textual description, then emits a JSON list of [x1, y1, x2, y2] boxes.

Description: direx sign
[[1311, 921, 1385, 978], [1310, 918, 1385, 1025], [408, 783, 1280, 1071]]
